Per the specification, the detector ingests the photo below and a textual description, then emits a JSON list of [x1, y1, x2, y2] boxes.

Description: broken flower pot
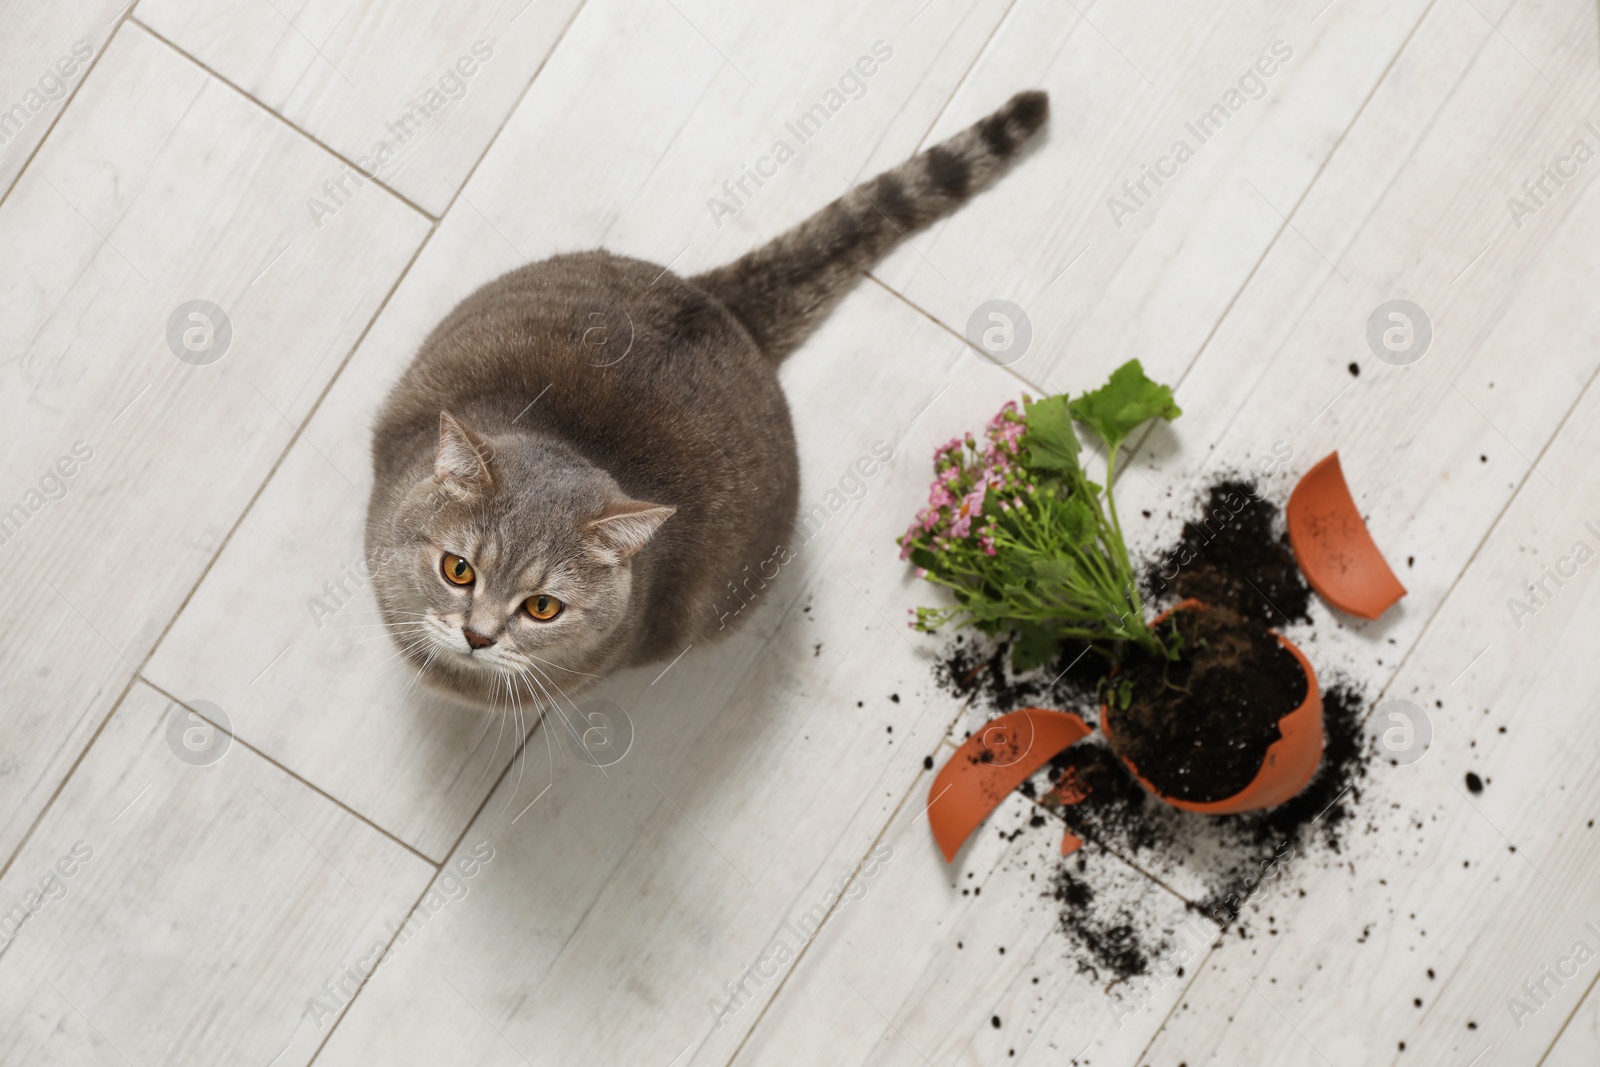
[[1098, 599, 1324, 815]]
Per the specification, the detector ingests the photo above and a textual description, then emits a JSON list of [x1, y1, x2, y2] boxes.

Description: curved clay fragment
[[929, 708, 1092, 863], [1287, 452, 1406, 620]]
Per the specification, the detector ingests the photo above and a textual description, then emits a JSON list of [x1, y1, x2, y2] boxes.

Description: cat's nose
[[462, 627, 496, 650]]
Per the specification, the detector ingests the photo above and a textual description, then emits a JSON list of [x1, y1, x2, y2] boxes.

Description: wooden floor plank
[[872, 0, 1432, 399], [0, 22, 429, 870], [0, 681, 436, 1066], [732, 789, 1219, 1067], [1139, 357, 1600, 1066], [0, 0, 128, 202], [1544, 982, 1600, 1067], [1121, 1, 1600, 1056], [131, 0, 587, 215]]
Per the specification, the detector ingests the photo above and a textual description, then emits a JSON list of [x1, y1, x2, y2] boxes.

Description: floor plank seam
[[304, 863, 463, 1064], [0, 671, 142, 888], [862, 271, 1048, 396], [135, 674, 444, 870], [303, 709, 550, 1065], [126, 16, 440, 223], [0, 210, 439, 885], [905, 0, 1024, 158], [718, 756, 947, 1067], [425, 0, 595, 222], [0, 1, 141, 213], [1164, 0, 1443, 409]]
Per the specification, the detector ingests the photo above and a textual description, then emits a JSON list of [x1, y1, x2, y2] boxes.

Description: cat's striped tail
[[691, 90, 1049, 363]]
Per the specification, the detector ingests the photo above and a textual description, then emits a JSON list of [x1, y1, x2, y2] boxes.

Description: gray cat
[[365, 91, 1048, 711]]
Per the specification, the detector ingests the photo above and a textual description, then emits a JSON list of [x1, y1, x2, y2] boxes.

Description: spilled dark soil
[[934, 478, 1378, 983]]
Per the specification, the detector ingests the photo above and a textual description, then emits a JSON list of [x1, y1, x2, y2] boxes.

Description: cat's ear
[[434, 412, 494, 494], [587, 497, 676, 562]]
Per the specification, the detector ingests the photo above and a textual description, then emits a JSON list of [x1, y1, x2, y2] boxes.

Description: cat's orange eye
[[525, 594, 563, 621], [441, 553, 475, 586]]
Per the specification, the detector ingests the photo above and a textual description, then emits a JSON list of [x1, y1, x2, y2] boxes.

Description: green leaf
[[1011, 623, 1059, 673], [1020, 394, 1083, 474], [1058, 496, 1096, 546], [1032, 556, 1075, 588], [1070, 359, 1182, 452]]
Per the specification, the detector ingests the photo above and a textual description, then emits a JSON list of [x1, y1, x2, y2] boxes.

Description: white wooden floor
[[2, 0, 1599, 1063]]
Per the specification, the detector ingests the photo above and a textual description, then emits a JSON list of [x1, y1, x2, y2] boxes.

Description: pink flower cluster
[[899, 399, 1037, 561]]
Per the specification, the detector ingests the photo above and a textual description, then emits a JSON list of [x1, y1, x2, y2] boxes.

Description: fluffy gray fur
[[365, 91, 1049, 710]]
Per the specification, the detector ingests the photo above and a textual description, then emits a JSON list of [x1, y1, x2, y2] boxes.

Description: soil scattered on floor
[[1145, 480, 1312, 628], [930, 475, 1381, 983], [1050, 855, 1155, 981]]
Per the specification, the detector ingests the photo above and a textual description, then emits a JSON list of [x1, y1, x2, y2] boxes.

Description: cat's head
[[371, 412, 674, 700]]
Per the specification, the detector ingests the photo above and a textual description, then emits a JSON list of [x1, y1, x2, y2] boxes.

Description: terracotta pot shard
[[1287, 451, 1406, 620], [929, 708, 1092, 862]]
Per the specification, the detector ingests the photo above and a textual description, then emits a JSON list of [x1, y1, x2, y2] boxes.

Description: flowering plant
[[899, 360, 1182, 671]]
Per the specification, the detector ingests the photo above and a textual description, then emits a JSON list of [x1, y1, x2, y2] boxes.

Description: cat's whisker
[[525, 652, 604, 679], [330, 609, 434, 620], [400, 646, 439, 700], [501, 671, 530, 815], [467, 703, 496, 753], [374, 632, 439, 676], [526, 662, 609, 779], [507, 672, 538, 814], [327, 620, 434, 633], [331, 629, 428, 649], [522, 665, 575, 741], [324, 615, 436, 632], [512, 668, 563, 809], [528, 660, 590, 725], [330, 627, 433, 651], [479, 675, 506, 785], [338, 608, 433, 616], [377, 632, 434, 661], [475, 700, 508, 787], [518, 665, 573, 751]]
